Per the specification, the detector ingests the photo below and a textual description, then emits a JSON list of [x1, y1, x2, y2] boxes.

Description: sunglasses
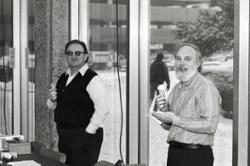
[[65, 51, 85, 56]]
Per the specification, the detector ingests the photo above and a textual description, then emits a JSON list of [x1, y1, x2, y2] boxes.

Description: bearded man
[[152, 43, 221, 166]]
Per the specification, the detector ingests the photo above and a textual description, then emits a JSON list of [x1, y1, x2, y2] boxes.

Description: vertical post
[[79, 0, 89, 46], [13, 0, 21, 135], [234, 0, 249, 166], [20, 0, 29, 141], [128, 0, 139, 163], [34, 0, 69, 148], [70, 0, 79, 40], [139, 0, 149, 164]]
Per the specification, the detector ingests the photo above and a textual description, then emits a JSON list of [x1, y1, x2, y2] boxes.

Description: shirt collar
[[66, 64, 89, 76], [178, 72, 199, 90]]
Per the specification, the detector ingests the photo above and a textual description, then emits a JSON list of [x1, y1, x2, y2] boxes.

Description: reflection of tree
[[176, 0, 233, 57]]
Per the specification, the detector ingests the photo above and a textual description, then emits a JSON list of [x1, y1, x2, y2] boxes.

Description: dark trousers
[[167, 145, 214, 166], [57, 127, 103, 166]]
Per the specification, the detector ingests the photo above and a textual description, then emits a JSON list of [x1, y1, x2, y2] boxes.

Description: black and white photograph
[[0, 0, 247, 166]]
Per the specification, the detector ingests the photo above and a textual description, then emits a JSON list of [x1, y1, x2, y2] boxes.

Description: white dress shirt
[[47, 64, 109, 134]]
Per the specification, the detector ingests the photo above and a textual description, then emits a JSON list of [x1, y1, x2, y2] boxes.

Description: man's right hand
[[49, 84, 57, 103], [156, 95, 168, 112]]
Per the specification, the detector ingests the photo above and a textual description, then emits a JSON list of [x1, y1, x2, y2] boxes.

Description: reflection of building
[[90, 51, 113, 69], [89, 0, 211, 54]]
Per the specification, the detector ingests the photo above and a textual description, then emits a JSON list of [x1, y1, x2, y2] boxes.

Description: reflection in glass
[[0, 0, 13, 135], [149, 1, 233, 166], [87, 0, 128, 163], [27, 0, 35, 139]]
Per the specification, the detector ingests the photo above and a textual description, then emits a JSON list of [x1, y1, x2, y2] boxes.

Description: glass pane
[[27, 0, 35, 139], [0, 0, 13, 135], [87, 0, 128, 163], [149, 1, 233, 166]]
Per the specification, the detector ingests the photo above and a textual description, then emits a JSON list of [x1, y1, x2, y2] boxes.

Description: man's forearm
[[173, 116, 219, 134]]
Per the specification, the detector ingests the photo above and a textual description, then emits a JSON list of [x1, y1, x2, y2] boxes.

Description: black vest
[[54, 68, 97, 126]]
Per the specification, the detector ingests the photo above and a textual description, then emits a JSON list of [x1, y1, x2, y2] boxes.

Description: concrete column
[[34, 0, 69, 149]]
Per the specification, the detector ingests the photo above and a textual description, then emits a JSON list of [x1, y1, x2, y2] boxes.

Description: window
[[0, 0, 13, 135], [79, 0, 128, 163], [149, 1, 233, 165]]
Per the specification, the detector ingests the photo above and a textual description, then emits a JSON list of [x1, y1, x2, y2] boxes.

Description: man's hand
[[160, 123, 171, 130], [167, 85, 170, 91], [152, 111, 176, 124], [156, 95, 168, 112], [49, 84, 57, 103]]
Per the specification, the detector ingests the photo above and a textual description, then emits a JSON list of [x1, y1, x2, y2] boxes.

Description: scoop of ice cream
[[157, 83, 167, 96], [157, 83, 167, 91]]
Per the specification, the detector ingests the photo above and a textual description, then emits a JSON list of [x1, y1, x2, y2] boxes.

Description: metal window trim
[[128, 0, 140, 163], [129, 0, 150, 164], [79, 0, 89, 47], [70, 0, 79, 40], [234, 0, 249, 166], [139, 0, 150, 165], [20, 0, 30, 141], [13, 0, 21, 135]]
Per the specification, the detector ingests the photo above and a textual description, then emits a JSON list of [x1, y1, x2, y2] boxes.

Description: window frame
[[233, 0, 249, 166], [76, 0, 250, 165]]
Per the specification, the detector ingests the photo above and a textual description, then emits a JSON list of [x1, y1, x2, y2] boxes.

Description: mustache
[[176, 65, 188, 72]]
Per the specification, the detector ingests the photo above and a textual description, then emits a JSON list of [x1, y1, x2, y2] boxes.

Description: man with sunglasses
[[47, 40, 109, 166], [152, 43, 221, 166]]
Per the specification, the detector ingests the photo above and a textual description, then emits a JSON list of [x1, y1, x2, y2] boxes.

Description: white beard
[[175, 66, 196, 82]]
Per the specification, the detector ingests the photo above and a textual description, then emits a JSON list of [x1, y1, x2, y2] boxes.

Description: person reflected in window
[[152, 43, 221, 166], [150, 53, 170, 100], [47, 40, 109, 166]]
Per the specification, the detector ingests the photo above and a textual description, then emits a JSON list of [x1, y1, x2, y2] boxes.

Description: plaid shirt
[[167, 72, 221, 146]]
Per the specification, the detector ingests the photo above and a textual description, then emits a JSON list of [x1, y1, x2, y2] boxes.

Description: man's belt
[[169, 141, 211, 149]]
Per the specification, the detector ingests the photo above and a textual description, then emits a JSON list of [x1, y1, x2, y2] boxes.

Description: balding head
[[174, 43, 202, 82], [176, 43, 202, 71]]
